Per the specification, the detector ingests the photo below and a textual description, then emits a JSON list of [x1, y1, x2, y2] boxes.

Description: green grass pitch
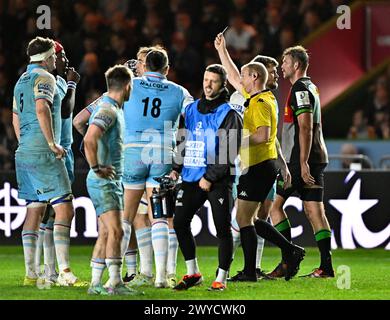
[[0, 246, 389, 300]]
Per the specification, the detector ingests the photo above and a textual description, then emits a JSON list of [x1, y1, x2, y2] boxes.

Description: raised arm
[[214, 33, 243, 93]]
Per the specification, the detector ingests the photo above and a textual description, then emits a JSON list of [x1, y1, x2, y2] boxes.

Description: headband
[[29, 47, 55, 62]]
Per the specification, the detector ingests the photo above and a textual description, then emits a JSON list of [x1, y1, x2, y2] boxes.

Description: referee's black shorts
[[276, 162, 327, 202], [237, 159, 278, 203]]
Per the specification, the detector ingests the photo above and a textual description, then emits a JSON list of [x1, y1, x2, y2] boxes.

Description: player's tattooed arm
[[73, 95, 102, 136], [73, 108, 91, 136]]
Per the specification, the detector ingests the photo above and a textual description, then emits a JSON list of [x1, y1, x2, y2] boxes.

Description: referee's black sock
[[254, 219, 291, 253], [240, 226, 257, 277]]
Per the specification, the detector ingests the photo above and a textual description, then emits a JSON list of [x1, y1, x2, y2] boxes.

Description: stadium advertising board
[[0, 171, 389, 249]]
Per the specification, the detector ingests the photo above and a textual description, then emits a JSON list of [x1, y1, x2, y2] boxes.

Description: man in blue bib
[[171, 64, 242, 291]]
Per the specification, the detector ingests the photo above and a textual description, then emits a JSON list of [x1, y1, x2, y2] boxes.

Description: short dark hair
[[145, 49, 169, 72], [205, 64, 227, 83], [27, 37, 55, 57], [105, 65, 133, 91], [251, 55, 278, 68], [282, 45, 309, 71]]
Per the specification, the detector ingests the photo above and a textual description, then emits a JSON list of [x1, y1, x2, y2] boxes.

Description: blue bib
[[182, 100, 233, 182]]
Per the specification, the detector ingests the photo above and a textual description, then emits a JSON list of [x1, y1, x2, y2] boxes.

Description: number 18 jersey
[[123, 71, 193, 149]]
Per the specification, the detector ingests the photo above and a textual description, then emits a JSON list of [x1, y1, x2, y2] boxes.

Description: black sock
[[218, 234, 233, 271], [274, 218, 291, 241], [274, 219, 292, 262], [240, 226, 257, 276], [315, 230, 333, 271], [254, 219, 292, 255]]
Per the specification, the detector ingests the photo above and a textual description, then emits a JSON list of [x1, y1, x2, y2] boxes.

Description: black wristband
[[91, 164, 100, 173]]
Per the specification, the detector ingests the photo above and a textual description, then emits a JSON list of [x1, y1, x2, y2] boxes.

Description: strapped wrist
[[67, 81, 77, 90], [91, 164, 101, 173]]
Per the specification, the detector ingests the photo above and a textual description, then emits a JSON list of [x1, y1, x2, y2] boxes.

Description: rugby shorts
[[123, 146, 172, 189], [276, 163, 327, 202], [87, 177, 123, 216], [237, 159, 278, 203], [15, 151, 71, 202]]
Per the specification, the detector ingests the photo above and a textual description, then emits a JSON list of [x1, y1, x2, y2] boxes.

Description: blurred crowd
[[348, 64, 390, 140], [0, 0, 347, 169]]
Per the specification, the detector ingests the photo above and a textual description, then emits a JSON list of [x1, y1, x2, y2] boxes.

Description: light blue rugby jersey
[[123, 71, 193, 148], [88, 95, 125, 180], [86, 93, 106, 115], [13, 64, 60, 153]]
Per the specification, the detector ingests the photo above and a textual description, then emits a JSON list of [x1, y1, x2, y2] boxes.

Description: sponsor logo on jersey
[[37, 83, 54, 96], [140, 80, 169, 90]]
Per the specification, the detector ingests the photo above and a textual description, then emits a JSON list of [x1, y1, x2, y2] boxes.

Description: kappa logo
[[218, 198, 224, 205], [239, 191, 248, 197]]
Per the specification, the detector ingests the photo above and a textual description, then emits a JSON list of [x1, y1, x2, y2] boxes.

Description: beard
[[204, 87, 215, 98], [267, 82, 278, 90]]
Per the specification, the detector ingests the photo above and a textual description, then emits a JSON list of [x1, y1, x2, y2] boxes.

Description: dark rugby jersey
[[281, 77, 328, 164]]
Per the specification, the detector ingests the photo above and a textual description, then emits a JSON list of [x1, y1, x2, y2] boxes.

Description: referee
[[215, 33, 305, 282]]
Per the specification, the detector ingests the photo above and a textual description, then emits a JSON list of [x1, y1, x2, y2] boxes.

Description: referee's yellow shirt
[[240, 89, 277, 169]]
